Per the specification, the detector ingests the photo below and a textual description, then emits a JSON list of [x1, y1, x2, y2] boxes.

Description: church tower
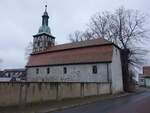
[[33, 5, 55, 53]]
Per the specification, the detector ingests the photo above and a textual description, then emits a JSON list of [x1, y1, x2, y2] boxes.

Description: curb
[[34, 100, 94, 113], [34, 90, 145, 113]]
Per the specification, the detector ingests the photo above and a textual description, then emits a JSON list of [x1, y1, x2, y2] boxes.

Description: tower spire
[[33, 4, 55, 53], [42, 5, 49, 26]]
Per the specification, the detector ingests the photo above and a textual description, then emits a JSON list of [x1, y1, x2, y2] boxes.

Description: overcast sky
[[0, 0, 150, 69]]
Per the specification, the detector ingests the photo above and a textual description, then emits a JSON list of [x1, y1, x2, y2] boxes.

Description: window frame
[[36, 68, 39, 74], [63, 67, 67, 74], [92, 65, 97, 74], [47, 67, 50, 74]]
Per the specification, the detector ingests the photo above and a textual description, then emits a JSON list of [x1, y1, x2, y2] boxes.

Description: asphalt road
[[52, 89, 150, 113]]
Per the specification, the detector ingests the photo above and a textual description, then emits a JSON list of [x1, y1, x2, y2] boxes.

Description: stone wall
[[27, 63, 111, 83], [0, 82, 111, 107]]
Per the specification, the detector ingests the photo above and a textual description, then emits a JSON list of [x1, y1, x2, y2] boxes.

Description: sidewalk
[[0, 88, 146, 113]]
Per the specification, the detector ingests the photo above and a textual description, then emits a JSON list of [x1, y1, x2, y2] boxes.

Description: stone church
[[26, 6, 123, 93]]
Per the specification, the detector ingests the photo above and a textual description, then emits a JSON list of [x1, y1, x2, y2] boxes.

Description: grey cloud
[[0, 0, 150, 69]]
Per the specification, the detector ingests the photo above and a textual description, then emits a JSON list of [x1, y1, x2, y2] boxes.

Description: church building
[[26, 6, 124, 93]]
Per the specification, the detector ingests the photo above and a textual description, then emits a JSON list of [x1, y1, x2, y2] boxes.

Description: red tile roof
[[48, 38, 112, 51], [143, 66, 150, 76], [32, 38, 113, 55], [27, 39, 114, 67]]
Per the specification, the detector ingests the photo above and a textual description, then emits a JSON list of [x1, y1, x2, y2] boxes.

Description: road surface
[[52, 89, 150, 113]]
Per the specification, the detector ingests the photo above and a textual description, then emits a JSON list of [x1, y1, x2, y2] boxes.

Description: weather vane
[[45, 4, 47, 12], [42, 0, 48, 11], [45, 1, 48, 9]]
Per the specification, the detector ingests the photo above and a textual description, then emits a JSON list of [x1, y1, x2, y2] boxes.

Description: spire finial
[[45, 5, 47, 12]]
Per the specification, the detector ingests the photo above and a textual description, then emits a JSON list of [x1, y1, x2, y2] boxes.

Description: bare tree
[[68, 31, 84, 42], [69, 7, 149, 91], [89, 12, 112, 39], [25, 42, 33, 60]]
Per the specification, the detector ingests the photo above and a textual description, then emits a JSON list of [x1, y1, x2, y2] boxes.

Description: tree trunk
[[121, 49, 130, 92]]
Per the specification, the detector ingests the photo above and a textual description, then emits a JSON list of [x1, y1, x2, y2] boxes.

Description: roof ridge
[[55, 38, 112, 46], [32, 38, 114, 55], [48, 38, 112, 50]]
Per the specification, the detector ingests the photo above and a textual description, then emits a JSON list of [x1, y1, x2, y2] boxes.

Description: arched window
[[37, 41, 40, 46]]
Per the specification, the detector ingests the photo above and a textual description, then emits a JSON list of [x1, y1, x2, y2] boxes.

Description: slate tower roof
[[36, 5, 52, 36]]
